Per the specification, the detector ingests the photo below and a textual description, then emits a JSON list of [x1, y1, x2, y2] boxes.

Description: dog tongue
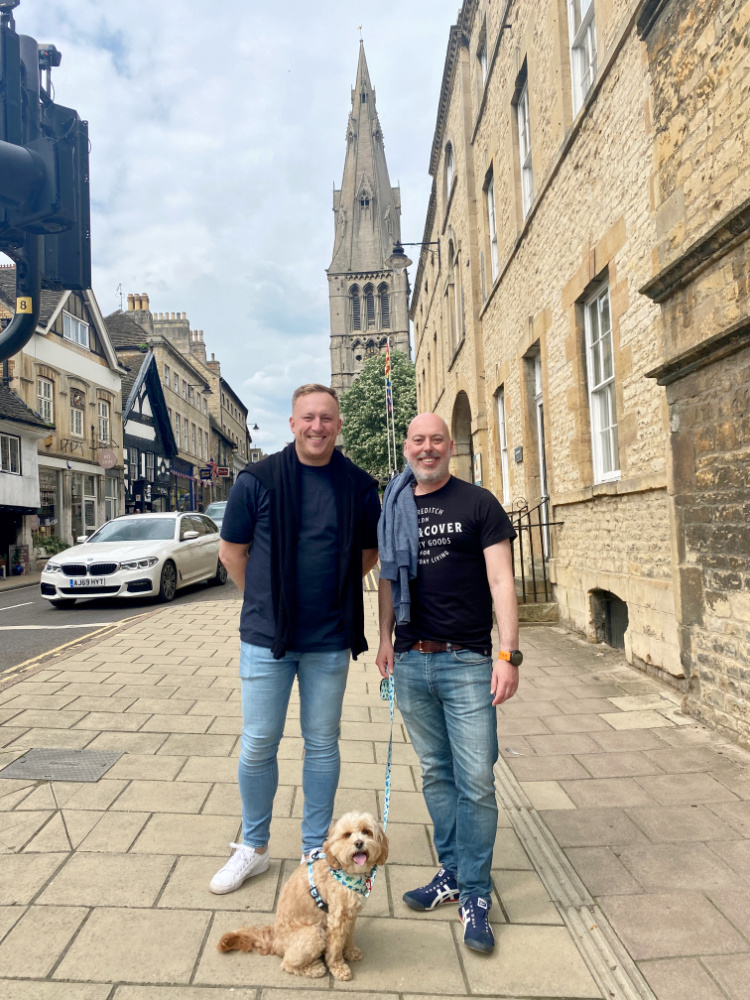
[[353, 852, 367, 866]]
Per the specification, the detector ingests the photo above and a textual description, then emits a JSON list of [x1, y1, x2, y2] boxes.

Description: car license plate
[[70, 577, 107, 588]]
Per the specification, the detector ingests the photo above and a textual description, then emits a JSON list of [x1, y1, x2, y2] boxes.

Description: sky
[[9, 0, 461, 453]]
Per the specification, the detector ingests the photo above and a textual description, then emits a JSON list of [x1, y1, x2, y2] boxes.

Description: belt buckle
[[418, 639, 425, 653]]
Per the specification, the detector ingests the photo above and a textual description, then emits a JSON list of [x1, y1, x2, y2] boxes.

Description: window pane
[[366, 292, 375, 328], [601, 329, 614, 381], [0, 436, 8, 471], [10, 436, 19, 473], [380, 288, 390, 329], [599, 290, 611, 336]]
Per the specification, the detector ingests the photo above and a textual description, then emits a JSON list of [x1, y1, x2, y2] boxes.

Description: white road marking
[[0, 602, 34, 612], [0, 623, 120, 631]]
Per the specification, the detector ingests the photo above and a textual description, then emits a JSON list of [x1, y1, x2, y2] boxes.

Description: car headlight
[[45, 561, 63, 573], [120, 557, 160, 571]]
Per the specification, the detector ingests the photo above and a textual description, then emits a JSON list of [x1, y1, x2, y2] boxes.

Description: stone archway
[[451, 391, 473, 483]]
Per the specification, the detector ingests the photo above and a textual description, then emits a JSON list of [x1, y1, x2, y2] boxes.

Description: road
[[0, 576, 241, 678]]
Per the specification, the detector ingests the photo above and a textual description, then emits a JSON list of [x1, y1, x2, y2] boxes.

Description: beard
[[412, 452, 451, 484]]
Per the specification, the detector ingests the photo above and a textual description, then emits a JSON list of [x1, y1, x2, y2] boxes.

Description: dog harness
[[306, 674, 395, 912]]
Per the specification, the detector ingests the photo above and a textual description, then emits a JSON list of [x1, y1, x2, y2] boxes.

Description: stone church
[[328, 43, 409, 394]]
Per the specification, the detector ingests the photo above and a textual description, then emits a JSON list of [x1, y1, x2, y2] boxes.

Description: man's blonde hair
[[291, 383, 339, 407]]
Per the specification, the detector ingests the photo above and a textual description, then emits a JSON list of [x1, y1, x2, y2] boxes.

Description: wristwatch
[[499, 649, 523, 667]]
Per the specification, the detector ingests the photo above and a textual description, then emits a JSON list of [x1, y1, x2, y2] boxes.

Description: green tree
[[341, 349, 417, 480]]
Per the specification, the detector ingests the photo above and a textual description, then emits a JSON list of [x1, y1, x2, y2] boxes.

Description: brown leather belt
[[411, 640, 465, 653]]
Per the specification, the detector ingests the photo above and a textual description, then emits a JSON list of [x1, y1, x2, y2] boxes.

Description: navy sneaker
[[459, 894, 494, 953], [403, 867, 459, 911]]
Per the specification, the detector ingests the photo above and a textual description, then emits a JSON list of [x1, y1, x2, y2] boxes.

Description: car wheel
[[49, 598, 77, 608], [213, 559, 228, 586], [158, 560, 178, 602]]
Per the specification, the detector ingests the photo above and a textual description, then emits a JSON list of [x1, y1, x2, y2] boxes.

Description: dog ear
[[322, 837, 342, 870], [374, 825, 389, 866]]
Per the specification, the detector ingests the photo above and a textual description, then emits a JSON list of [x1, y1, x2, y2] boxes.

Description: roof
[[104, 309, 151, 350], [0, 381, 52, 429], [0, 266, 64, 327], [118, 349, 148, 408]]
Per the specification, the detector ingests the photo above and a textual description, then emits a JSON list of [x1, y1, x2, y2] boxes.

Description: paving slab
[[634, 771, 740, 806], [460, 924, 601, 998], [0, 982, 111, 1000], [540, 807, 648, 847], [39, 851, 175, 907], [638, 957, 730, 1000], [626, 803, 744, 842], [614, 841, 741, 891], [55, 906, 210, 984], [599, 892, 749, 959], [700, 954, 750, 1000], [563, 846, 643, 895], [158, 853, 283, 911], [560, 776, 658, 808], [0, 904, 87, 977]]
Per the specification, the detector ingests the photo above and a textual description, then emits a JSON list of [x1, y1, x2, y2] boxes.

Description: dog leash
[[306, 671, 395, 907]]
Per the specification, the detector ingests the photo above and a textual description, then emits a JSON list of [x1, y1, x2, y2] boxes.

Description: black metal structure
[[509, 496, 563, 604], [0, 0, 90, 363]]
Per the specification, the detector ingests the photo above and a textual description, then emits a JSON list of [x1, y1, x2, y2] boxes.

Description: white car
[[204, 500, 227, 532], [40, 511, 227, 608]]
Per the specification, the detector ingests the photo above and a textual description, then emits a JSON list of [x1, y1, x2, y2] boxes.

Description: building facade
[[413, 0, 750, 742], [107, 299, 214, 511], [1, 269, 124, 554], [0, 381, 52, 577], [328, 43, 410, 394]]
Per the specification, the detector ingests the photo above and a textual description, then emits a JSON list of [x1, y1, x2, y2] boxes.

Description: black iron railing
[[509, 496, 563, 604]]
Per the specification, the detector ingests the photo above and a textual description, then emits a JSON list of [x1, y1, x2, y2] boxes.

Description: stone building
[[1, 268, 124, 550], [412, 0, 750, 742], [106, 297, 213, 511], [328, 43, 410, 394]]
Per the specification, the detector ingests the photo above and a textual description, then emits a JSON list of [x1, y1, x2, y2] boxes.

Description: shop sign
[[217, 467, 230, 477], [98, 449, 117, 469], [199, 468, 213, 480]]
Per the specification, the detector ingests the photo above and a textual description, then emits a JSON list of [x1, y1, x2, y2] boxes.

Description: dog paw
[[344, 946, 363, 962], [329, 963, 353, 981]]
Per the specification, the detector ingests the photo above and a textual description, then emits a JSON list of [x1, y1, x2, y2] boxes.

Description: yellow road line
[[0, 611, 152, 682]]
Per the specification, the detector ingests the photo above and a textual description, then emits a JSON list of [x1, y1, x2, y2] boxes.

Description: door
[[176, 514, 204, 584], [534, 355, 550, 558]]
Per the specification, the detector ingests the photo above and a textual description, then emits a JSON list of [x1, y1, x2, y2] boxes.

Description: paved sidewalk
[[0, 572, 41, 593], [0, 595, 747, 1000]]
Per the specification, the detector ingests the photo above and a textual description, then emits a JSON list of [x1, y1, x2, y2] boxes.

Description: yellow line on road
[[0, 611, 152, 683]]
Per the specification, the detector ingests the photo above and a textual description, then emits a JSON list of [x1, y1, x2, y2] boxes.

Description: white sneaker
[[210, 843, 270, 894], [300, 847, 324, 864]]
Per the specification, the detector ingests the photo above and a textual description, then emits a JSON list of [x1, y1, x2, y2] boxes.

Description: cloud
[[10, 0, 460, 451]]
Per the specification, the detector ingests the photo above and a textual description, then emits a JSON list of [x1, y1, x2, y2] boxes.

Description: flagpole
[[390, 341, 398, 473], [384, 339, 394, 478]]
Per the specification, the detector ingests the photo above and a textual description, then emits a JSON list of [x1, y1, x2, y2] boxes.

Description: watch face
[[510, 650, 524, 667]]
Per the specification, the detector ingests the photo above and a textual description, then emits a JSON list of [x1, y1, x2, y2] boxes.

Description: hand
[[491, 659, 518, 706], [375, 638, 395, 679]]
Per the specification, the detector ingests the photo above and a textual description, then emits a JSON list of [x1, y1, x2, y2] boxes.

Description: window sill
[[551, 471, 667, 507]]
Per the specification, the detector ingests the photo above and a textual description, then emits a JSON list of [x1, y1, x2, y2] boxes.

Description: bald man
[[376, 413, 519, 955]]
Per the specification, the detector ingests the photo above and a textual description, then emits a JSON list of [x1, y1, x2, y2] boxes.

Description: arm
[[483, 539, 520, 705], [375, 578, 396, 679], [219, 539, 249, 593], [362, 547, 378, 577]]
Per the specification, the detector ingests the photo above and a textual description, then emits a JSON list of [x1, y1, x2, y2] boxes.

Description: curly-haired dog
[[217, 811, 388, 980]]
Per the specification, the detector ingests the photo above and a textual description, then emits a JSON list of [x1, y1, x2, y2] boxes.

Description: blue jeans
[[394, 648, 498, 902], [238, 642, 350, 853]]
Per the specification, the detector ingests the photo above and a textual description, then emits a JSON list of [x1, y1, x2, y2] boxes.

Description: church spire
[[327, 44, 409, 396], [329, 42, 401, 274]]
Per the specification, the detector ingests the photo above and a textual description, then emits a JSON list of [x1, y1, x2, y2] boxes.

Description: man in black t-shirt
[[210, 384, 380, 897], [377, 413, 520, 955]]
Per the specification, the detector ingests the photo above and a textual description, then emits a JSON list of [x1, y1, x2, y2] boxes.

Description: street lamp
[[385, 240, 441, 274]]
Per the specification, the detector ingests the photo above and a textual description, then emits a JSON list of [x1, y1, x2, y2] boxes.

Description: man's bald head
[[404, 412, 453, 488], [407, 412, 450, 441]]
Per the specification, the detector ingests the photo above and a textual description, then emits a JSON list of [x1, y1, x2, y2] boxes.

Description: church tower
[[328, 43, 409, 395]]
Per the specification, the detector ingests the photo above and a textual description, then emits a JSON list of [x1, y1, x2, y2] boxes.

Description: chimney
[[205, 350, 221, 375], [127, 293, 135, 311], [189, 328, 207, 364], [182, 312, 187, 320], [141, 293, 150, 312]]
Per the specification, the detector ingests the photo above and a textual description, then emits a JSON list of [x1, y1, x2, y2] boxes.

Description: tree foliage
[[340, 349, 417, 480]]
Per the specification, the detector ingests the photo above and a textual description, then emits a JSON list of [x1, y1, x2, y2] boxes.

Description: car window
[[91, 517, 176, 542], [200, 515, 218, 534], [180, 515, 204, 539], [205, 502, 226, 519]]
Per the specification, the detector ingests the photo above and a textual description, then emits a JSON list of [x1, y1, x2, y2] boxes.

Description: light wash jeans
[[394, 648, 498, 902], [238, 642, 350, 854]]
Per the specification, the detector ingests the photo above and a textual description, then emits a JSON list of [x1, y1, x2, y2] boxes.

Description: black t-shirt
[[221, 465, 381, 651], [394, 476, 516, 654]]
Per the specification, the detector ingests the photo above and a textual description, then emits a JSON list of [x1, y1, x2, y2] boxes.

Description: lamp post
[[386, 240, 441, 274]]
